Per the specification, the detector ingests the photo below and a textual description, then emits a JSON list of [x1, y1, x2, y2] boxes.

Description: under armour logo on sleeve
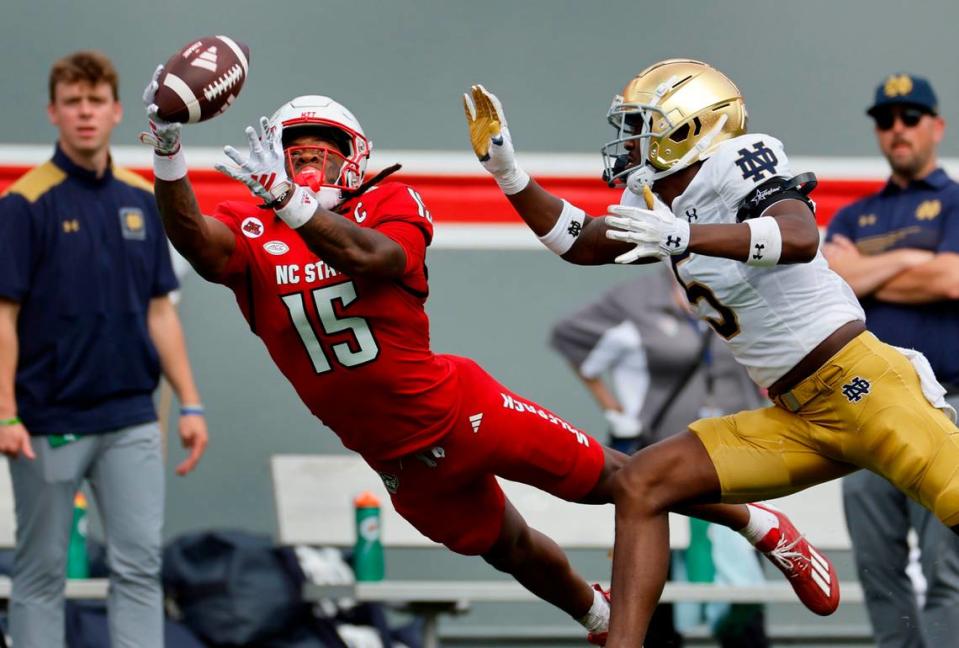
[[666, 235, 683, 248], [752, 243, 765, 260]]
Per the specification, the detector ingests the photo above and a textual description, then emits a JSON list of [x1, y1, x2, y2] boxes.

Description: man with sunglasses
[[824, 73, 959, 648]]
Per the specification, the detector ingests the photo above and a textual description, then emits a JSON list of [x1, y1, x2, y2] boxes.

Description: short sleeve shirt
[[827, 168, 959, 385], [0, 145, 178, 435]]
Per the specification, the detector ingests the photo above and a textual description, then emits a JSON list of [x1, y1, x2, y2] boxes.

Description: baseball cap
[[867, 73, 938, 116]]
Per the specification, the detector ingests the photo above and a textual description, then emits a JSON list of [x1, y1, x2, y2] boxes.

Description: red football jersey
[[210, 182, 460, 460]]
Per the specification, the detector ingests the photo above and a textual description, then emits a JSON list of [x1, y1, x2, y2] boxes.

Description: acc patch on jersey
[[263, 240, 289, 255], [241, 216, 264, 238], [119, 207, 146, 240]]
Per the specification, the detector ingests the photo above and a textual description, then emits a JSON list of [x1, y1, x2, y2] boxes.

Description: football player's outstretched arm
[[687, 199, 820, 262], [153, 177, 236, 280], [215, 117, 406, 279], [464, 85, 645, 266], [287, 207, 406, 278], [140, 66, 236, 280], [606, 197, 821, 266]]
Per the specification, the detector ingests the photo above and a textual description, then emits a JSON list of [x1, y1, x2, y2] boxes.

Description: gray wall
[[4, 0, 959, 157]]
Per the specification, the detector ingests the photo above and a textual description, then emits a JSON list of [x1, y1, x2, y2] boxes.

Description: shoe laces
[[765, 532, 808, 573]]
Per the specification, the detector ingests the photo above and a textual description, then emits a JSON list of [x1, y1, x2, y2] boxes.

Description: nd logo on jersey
[[735, 141, 779, 182], [916, 200, 941, 221]]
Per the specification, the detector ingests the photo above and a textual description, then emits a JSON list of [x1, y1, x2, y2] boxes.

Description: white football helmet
[[601, 59, 748, 193], [268, 96, 371, 206]]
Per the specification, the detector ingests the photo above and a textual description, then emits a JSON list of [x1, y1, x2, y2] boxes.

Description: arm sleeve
[[0, 194, 37, 302]]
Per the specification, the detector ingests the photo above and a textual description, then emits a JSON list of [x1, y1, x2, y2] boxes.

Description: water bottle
[[67, 491, 90, 579], [353, 491, 384, 581]]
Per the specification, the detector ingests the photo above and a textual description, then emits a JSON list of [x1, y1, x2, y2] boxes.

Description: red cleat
[[753, 503, 840, 616], [585, 584, 610, 646]]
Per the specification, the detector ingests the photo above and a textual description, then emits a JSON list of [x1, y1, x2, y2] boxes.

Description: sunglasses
[[873, 107, 928, 131]]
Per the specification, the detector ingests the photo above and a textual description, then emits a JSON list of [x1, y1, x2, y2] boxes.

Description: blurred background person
[[550, 265, 768, 648], [824, 72, 959, 648], [0, 50, 208, 648]]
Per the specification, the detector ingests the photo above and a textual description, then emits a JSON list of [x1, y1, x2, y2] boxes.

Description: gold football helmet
[[601, 59, 748, 189]]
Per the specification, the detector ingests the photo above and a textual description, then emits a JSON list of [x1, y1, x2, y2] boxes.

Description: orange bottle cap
[[74, 492, 87, 507], [354, 491, 380, 507]]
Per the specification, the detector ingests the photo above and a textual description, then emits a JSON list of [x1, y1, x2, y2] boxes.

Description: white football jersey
[[621, 133, 865, 387]]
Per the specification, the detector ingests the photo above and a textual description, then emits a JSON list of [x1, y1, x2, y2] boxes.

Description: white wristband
[[495, 167, 531, 195], [153, 150, 187, 182], [745, 216, 782, 266], [275, 185, 318, 229], [538, 200, 587, 255]]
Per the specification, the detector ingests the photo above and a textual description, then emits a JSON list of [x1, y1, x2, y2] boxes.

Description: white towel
[[893, 346, 958, 424]]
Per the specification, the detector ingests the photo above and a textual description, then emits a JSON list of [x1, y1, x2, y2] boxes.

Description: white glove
[[604, 409, 643, 438], [138, 65, 182, 156], [604, 203, 691, 264], [214, 116, 293, 206], [463, 84, 530, 195]]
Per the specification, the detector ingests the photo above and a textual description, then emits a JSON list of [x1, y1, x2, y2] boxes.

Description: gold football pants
[[690, 332, 959, 526]]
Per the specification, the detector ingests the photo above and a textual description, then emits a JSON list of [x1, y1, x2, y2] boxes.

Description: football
[[154, 35, 250, 124]]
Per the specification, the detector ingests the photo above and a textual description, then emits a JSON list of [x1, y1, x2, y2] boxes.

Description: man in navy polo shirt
[[825, 73, 959, 648], [0, 51, 209, 648]]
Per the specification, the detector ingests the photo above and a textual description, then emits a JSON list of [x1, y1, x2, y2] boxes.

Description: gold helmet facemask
[[601, 59, 748, 192]]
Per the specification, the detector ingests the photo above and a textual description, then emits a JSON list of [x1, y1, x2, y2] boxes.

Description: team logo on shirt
[[734, 141, 779, 182], [841, 377, 871, 402], [119, 208, 146, 240], [916, 200, 941, 221], [858, 213, 877, 227], [241, 217, 264, 238], [263, 240, 289, 255]]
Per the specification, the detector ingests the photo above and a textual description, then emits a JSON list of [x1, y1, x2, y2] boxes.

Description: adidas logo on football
[[191, 46, 218, 72], [469, 413, 483, 433]]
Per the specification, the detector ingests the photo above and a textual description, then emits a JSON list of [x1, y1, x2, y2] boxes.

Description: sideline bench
[[271, 454, 863, 648]]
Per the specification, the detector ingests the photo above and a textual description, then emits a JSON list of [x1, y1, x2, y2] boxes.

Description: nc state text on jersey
[[275, 261, 340, 285]]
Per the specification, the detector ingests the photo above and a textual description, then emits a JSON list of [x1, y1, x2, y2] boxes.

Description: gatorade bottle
[[67, 491, 90, 579], [353, 491, 385, 581]]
